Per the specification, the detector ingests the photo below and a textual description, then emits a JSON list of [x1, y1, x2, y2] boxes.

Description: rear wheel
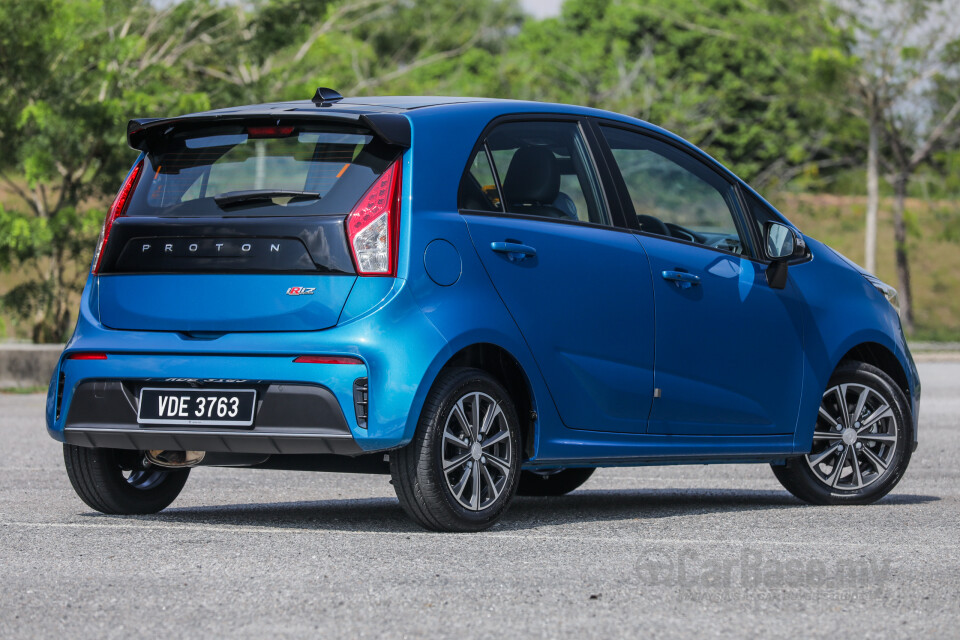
[[517, 468, 595, 496], [63, 445, 190, 514], [391, 368, 521, 532], [772, 362, 912, 505]]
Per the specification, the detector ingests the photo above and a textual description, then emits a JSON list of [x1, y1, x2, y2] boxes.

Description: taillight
[[66, 352, 107, 360], [92, 159, 144, 274], [345, 160, 401, 276], [246, 125, 295, 138]]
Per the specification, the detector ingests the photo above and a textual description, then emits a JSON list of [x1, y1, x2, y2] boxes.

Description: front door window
[[600, 125, 750, 256]]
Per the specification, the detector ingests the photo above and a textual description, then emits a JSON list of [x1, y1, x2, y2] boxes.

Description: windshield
[[127, 122, 399, 217]]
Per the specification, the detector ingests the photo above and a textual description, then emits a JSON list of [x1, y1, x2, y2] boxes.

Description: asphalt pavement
[[1, 362, 958, 639]]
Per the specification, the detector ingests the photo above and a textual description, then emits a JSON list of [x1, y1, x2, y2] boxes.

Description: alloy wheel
[[806, 382, 898, 491], [440, 391, 513, 511]]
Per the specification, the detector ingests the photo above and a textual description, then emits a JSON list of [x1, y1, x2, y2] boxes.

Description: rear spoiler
[[127, 112, 411, 150]]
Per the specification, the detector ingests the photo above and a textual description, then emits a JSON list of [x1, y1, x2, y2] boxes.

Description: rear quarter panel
[[397, 105, 569, 457]]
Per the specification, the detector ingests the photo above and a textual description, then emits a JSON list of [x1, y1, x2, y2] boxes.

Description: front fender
[[790, 238, 919, 451]]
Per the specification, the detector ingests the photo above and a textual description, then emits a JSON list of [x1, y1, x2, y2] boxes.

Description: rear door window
[[459, 120, 609, 226], [129, 122, 399, 217], [458, 147, 502, 212]]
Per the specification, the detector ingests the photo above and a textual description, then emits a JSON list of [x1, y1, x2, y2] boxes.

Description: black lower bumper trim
[[63, 428, 363, 455]]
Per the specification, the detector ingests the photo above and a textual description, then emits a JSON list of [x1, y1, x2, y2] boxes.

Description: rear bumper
[[60, 380, 362, 455], [48, 354, 369, 453], [47, 279, 451, 453]]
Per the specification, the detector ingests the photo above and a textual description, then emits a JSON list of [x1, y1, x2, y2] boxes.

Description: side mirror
[[765, 221, 805, 260], [764, 222, 805, 289]]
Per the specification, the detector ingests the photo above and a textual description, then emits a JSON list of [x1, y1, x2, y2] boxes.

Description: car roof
[[170, 96, 501, 117], [156, 94, 686, 145], [129, 94, 737, 186], [156, 95, 648, 127]]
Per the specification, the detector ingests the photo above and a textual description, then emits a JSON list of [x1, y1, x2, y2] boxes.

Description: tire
[[771, 361, 913, 505], [390, 368, 522, 532], [517, 468, 595, 496], [63, 445, 190, 515]]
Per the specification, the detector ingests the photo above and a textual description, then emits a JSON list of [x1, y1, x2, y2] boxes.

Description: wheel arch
[[795, 328, 920, 452], [438, 343, 537, 459], [797, 338, 919, 450], [837, 341, 911, 402]]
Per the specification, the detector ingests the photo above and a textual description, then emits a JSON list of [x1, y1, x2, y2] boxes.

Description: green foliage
[[495, 0, 861, 188], [0, 0, 526, 342], [0, 0, 242, 340], [933, 204, 960, 243], [181, 0, 523, 104], [0, 205, 49, 269], [0, 200, 102, 341], [904, 208, 922, 239], [0, 0, 956, 340]]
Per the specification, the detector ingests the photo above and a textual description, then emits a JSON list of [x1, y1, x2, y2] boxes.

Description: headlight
[[863, 274, 900, 314]]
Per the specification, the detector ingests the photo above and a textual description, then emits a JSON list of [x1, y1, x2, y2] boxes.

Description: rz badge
[[286, 287, 316, 296]]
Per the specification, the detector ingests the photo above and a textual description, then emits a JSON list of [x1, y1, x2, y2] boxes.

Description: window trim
[[736, 183, 813, 266], [456, 113, 620, 230], [458, 207, 639, 236], [457, 142, 504, 213], [588, 118, 764, 263], [483, 142, 506, 212], [733, 183, 769, 264]]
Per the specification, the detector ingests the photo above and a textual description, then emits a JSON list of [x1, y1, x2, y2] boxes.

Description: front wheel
[[772, 362, 912, 505], [64, 445, 190, 514], [391, 368, 522, 532]]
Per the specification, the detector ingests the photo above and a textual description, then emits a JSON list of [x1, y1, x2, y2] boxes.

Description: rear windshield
[[127, 121, 399, 217]]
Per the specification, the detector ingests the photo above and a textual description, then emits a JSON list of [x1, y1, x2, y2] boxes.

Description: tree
[[830, 0, 900, 276], [179, 0, 521, 104], [0, 0, 521, 341], [836, 0, 960, 332], [497, 0, 861, 188], [0, 0, 238, 340]]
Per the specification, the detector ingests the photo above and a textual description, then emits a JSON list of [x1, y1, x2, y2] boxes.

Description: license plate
[[137, 388, 256, 427]]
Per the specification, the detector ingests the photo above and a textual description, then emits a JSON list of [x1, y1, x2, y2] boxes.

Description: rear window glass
[[127, 122, 399, 217]]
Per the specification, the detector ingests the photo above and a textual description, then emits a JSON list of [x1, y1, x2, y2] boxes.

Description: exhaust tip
[[145, 450, 205, 469]]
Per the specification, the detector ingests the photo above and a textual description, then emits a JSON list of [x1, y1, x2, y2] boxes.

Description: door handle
[[491, 241, 537, 262], [661, 270, 701, 289]]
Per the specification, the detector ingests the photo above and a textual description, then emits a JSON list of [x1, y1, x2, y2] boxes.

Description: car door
[[459, 117, 656, 434], [596, 123, 805, 436]]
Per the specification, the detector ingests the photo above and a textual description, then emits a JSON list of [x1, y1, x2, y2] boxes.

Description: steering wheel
[[636, 214, 670, 238]]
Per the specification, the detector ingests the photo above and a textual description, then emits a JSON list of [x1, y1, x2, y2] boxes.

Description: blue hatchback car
[[48, 90, 920, 531]]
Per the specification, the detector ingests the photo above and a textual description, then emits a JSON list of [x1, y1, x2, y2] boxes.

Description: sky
[[520, 0, 563, 18]]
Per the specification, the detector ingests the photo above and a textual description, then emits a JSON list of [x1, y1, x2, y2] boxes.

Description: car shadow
[[500, 488, 939, 530], [100, 488, 941, 534]]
